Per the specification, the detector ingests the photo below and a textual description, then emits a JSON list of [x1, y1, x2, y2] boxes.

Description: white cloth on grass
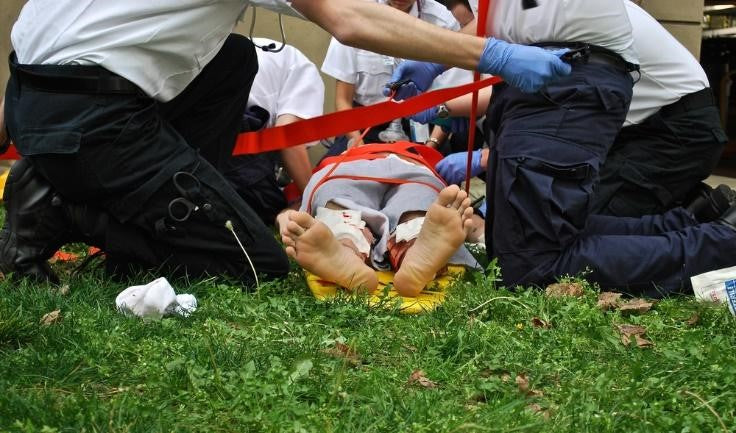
[[115, 277, 198, 319]]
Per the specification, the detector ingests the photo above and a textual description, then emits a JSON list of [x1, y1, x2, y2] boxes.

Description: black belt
[[9, 52, 141, 95], [534, 42, 639, 73], [660, 88, 715, 117]]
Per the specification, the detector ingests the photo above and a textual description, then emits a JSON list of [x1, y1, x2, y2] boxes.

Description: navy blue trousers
[[484, 62, 736, 296]]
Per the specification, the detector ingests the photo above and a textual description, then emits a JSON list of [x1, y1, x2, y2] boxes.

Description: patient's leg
[[282, 210, 378, 293], [393, 185, 473, 297]]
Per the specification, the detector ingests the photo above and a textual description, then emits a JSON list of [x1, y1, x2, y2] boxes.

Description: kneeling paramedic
[[389, 0, 736, 296], [0, 0, 570, 284]]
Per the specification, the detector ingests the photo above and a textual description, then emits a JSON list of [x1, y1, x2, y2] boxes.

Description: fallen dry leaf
[[408, 370, 438, 389], [515, 373, 545, 397], [58, 284, 70, 296], [597, 292, 623, 311], [545, 282, 584, 298], [617, 324, 652, 348], [531, 317, 551, 329], [40, 309, 61, 326], [633, 335, 653, 348], [685, 313, 700, 326], [322, 342, 361, 366], [516, 373, 530, 393], [527, 403, 551, 419], [619, 298, 654, 316]]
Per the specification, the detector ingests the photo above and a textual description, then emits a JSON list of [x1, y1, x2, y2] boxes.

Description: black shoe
[[0, 159, 75, 283], [718, 204, 736, 231], [685, 183, 736, 223]]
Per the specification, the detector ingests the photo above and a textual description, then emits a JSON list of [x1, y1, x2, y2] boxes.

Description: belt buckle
[[560, 45, 591, 65]]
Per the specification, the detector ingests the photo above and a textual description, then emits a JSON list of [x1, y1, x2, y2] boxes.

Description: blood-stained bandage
[[387, 217, 425, 269], [315, 207, 372, 256], [394, 217, 425, 243]]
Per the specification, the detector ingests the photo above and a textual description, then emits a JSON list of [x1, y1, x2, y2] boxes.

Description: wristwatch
[[425, 137, 441, 146], [436, 103, 451, 119]]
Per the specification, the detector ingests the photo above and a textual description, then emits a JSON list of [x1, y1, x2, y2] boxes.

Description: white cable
[[225, 220, 259, 287]]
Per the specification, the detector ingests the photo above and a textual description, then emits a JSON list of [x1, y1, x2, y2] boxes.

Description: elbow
[[331, 25, 362, 48]]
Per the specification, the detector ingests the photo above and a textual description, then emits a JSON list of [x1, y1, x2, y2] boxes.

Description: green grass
[[1, 254, 736, 433]]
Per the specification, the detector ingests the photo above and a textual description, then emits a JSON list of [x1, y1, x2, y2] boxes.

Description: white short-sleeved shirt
[[486, 0, 638, 64], [321, 0, 473, 106], [11, 0, 300, 102], [623, 1, 709, 126], [249, 38, 324, 142]]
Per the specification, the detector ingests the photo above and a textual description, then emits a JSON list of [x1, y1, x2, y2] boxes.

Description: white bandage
[[315, 207, 371, 255], [394, 217, 425, 243]]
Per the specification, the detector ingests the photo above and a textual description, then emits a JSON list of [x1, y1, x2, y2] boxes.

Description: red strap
[[316, 141, 443, 171], [0, 144, 20, 160], [234, 76, 500, 155], [463, 0, 492, 194], [305, 142, 447, 214]]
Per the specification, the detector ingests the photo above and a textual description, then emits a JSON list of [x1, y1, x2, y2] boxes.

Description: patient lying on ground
[[277, 144, 479, 297]]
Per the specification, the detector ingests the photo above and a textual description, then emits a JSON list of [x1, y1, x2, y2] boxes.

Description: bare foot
[[282, 211, 378, 293], [393, 185, 473, 297]]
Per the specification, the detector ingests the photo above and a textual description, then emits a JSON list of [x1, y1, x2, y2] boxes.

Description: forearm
[[291, 0, 485, 70], [276, 114, 313, 191], [427, 127, 447, 148], [280, 146, 312, 192], [459, 18, 478, 36], [334, 81, 361, 140], [445, 87, 492, 117]]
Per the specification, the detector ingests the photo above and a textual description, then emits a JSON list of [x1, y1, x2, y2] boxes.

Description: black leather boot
[[685, 183, 736, 223], [717, 204, 736, 231], [0, 159, 75, 283]]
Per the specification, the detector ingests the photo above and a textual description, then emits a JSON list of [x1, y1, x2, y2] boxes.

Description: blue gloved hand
[[436, 150, 484, 184], [411, 107, 469, 135], [383, 61, 447, 100], [410, 106, 438, 125], [477, 199, 487, 218], [478, 38, 571, 93]]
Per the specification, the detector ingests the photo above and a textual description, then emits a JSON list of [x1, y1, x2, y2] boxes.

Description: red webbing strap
[[234, 76, 501, 155], [305, 141, 446, 214], [464, 0, 492, 194], [0, 144, 20, 160]]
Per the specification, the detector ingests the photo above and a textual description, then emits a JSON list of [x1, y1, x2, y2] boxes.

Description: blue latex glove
[[436, 150, 484, 184], [383, 61, 446, 100], [478, 38, 571, 93], [410, 106, 438, 125], [411, 107, 469, 134], [477, 199, 487, 219]]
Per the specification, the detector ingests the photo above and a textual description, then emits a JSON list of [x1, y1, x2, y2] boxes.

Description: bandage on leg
[[314, 207, 374, 261], [283, 211, 378, 293], [387, 216, 425, 269], [394, 185, 473, 297]]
